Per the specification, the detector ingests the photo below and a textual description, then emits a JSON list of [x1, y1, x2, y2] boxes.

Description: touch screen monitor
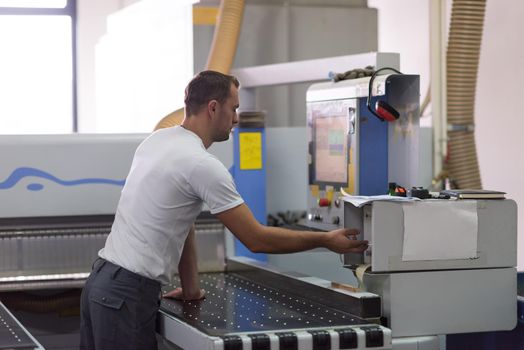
[[314, 116, 348, 184], [309, 101, 355, 189]]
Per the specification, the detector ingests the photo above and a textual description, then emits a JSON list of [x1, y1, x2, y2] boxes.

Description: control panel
[[306, 185, 345, 230]]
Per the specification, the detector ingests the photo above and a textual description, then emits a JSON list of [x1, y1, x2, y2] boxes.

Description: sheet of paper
[[341, 194, 421, 208], [402, 201, 478, 261]]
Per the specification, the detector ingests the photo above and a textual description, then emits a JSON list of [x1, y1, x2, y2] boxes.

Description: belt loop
[[111, 267, 122, 280], [95, 259, 106, 273]]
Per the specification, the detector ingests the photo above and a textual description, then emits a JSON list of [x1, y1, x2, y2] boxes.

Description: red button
[[318, 198, 331, 207]]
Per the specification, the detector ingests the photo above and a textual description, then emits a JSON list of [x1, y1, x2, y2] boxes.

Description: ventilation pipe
[[154, 0, 245, 130], [446, 0, 486, 189]]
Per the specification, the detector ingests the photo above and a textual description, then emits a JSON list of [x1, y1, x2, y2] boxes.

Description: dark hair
[[184, 70, 240, 116]]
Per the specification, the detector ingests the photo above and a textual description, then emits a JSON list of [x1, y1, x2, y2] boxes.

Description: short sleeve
[[188, 156, 244, 214]]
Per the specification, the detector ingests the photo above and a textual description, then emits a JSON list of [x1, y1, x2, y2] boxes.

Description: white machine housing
[[0, 134, 144, 218], [344, 199, 518, 337]]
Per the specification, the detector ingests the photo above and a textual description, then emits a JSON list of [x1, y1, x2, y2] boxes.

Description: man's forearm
[[253, 225, 329, 253], [217, 204, 366, 255], [177, 226, 201, 297]]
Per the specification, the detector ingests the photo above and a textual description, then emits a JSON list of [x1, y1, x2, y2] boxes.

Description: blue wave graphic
[[0, 167, 126, 192]]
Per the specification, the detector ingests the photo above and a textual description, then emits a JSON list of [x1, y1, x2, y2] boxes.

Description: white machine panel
[[0, 134, 234, 218], [364, 267, 517, 337], [345, 199, 517, 272], [0, 134, 146, 218]]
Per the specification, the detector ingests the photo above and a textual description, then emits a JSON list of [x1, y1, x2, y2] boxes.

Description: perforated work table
[[0, 302, 42, 350], [157, 259, 391, 350]]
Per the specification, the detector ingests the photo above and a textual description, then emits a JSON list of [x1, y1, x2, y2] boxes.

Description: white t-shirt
[[99, 126, 244, 284]]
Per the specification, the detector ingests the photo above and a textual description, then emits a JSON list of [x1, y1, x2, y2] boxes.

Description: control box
[[304, 74, 420, 231]]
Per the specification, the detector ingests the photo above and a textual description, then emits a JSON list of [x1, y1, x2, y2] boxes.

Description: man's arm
[[216, 204, 368, 254], [163, 225, 205, 300]]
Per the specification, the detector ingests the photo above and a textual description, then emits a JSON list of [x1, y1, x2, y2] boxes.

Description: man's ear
[[208, 100, 218, 117]]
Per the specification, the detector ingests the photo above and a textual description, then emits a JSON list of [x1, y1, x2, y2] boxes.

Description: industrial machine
[[0, 134, 147, 348], [302, 71, 518, 341], [0, 134, 145, 291], [345, 199, 517, 337]]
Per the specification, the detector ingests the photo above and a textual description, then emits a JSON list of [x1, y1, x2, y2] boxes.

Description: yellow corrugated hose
[[154, 0, 245, 130], [446, 0, 486, 189]]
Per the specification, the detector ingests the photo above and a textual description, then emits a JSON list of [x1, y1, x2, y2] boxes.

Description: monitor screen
[[314, 115, 348, 184]]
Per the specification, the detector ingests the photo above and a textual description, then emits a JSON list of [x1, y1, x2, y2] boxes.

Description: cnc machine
[[304, 72, 518, 341]]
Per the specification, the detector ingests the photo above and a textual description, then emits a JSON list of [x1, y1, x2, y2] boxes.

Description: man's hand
[[163, 287, 206, 301], [324, 228, 368, 254]]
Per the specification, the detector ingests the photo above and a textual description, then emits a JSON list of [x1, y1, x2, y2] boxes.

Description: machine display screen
[[314, 115, 348, 184]]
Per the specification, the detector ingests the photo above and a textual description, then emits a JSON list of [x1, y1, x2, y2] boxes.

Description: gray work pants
[[80, 258, 161, 350]]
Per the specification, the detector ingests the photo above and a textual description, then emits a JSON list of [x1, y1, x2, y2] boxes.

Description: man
[[80, 70, 368, 350]]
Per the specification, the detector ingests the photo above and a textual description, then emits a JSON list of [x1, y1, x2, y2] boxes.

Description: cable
[[367, 67, 402, 122]]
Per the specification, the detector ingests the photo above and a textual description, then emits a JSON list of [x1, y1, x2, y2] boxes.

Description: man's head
[[184, 70, 239, 117], [184, 71, 240, 143]]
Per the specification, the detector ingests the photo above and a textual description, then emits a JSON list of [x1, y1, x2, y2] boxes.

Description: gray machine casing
[[344, 199, 518, 337]]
